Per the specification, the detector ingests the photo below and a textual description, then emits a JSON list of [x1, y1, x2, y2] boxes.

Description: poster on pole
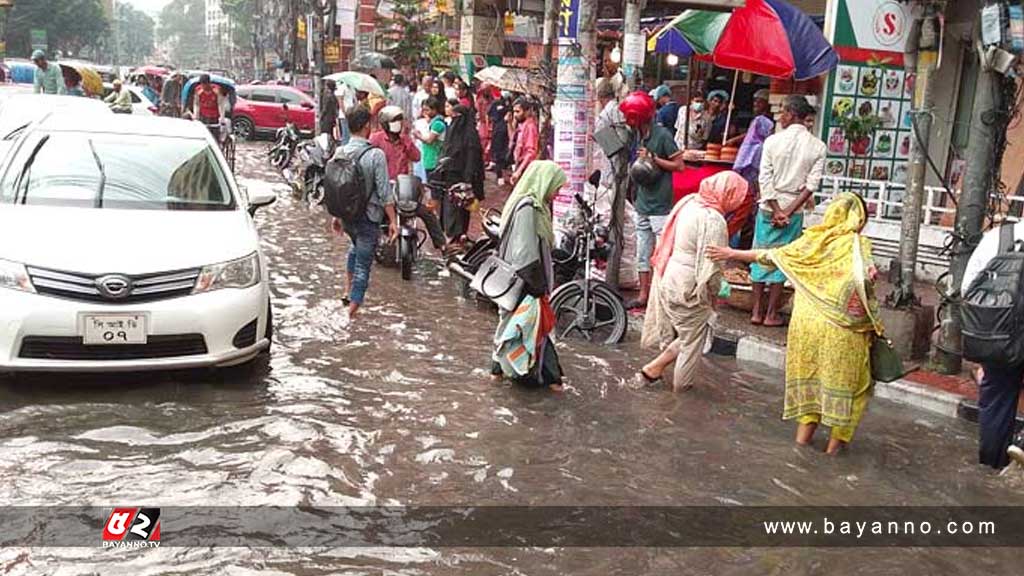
[[558, 0, 580, 44], [552, 52, 592, 235]]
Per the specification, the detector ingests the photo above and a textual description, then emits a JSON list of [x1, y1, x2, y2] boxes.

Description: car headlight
[[193, 253, 261, 294], [0, 259, 34, 293]]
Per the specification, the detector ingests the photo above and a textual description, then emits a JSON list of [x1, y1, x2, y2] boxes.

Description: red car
[[232, 84, 316, 140]]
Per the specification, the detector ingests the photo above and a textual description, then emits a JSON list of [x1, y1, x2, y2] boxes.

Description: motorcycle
[[376, 175, 429, 280], [549, 193, 627, 345], [268, 121, 301, 170], [283, 133, 331, 206]]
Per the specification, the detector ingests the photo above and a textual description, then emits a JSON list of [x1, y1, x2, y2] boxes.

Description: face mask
[[691, 102, 704, 113], [501, 91, 511, 99], [389, 121, 402, 133]]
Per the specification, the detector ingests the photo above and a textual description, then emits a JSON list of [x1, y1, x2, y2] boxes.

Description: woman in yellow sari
[[708, 193, 881, 454]]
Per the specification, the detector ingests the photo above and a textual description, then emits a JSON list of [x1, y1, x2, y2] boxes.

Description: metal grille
[[19, 335, 208, 361], [26, 266, 200, 304]]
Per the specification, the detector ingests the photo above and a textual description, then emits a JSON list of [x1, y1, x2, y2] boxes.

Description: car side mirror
[[282, 103, 289, 111], [247, 186, 277, 216]]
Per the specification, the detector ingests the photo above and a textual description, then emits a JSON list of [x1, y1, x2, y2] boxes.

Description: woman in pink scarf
[[639, 171, 749, 391]]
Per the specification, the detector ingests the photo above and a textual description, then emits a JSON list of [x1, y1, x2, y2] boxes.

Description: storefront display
[[822, 0, 913, 187]]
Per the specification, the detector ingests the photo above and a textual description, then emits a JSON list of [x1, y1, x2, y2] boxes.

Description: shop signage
[[823, 0, 916, 191], [558, 0, 580, 42], [324, 40, 341, 64], [30, 29, 47, 51], [833, 0, 911, 57]]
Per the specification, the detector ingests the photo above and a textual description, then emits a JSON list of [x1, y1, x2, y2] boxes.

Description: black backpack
[[324, 144, 377, 225], [962, 224, 1024, 366]]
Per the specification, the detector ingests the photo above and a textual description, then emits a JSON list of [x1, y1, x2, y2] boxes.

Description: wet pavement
[[1, 142, 1022, 574]]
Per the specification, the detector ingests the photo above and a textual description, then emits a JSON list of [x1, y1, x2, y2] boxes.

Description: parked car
[[0, 114, 277, 372], [101, 82, 158, 116], [232, 84, 316, 140]]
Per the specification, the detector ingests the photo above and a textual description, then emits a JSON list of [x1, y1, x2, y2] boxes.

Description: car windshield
[[0, 132, 235, 211]]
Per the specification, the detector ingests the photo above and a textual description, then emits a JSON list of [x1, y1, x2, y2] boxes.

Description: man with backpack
[[327, 106, 397, 317], [961, 221, 1024, 469]]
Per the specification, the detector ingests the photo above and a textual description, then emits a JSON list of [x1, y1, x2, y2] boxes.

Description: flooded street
[[1, 143, 1022, 574]]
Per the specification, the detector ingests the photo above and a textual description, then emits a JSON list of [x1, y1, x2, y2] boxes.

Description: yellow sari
[[756, 193, 878, 442]]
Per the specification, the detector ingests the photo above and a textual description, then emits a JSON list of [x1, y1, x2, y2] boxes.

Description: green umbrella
[[324, 71, 386, 97], [666, 10, 731, 55]]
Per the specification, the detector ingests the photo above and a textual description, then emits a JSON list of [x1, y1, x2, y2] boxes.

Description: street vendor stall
[[649, 0, 838, 202]]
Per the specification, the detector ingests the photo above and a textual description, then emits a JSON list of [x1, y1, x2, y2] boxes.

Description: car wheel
[[234, 117, 255, 141]]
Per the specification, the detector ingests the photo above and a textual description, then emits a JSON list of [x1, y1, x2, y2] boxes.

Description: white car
[[0, 114, 276, 372], [0, 93, 111, 143], [102, 82, 157, 116]]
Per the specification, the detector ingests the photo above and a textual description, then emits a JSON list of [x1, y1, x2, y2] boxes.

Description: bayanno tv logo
[[102, 507, 161, 549]]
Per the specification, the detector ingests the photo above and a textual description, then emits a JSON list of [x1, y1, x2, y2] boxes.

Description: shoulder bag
[[853, 237, 907, 383], [470, 255, 525, 312]]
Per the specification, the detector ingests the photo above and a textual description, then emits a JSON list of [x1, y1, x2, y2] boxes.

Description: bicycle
[[206, 121, 236, 174]]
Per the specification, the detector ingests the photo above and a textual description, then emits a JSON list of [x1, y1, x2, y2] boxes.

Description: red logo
[[872, 1, 906, 47], [102, 507, 161, 547]]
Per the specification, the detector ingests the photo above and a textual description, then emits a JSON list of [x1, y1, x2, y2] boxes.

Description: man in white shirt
[[961, 222, 1024, 469], [412, 74, 433, 120], [749, 95, 826, 326]]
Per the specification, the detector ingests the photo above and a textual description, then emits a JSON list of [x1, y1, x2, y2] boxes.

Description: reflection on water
[[0, 144, 1021, 574]]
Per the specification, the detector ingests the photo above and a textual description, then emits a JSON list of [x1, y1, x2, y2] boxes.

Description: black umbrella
[[352, 51, 398, 71]]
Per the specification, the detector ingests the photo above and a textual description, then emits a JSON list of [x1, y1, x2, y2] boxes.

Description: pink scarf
[[651, 171, 749, 278]]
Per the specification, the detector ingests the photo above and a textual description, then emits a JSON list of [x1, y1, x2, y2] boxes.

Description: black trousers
[[442, 194, 470, 241], [416, 204, 446, 249], [979, 362, 1024, 469]]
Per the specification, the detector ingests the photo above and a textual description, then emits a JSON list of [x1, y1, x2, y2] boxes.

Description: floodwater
[[0, 143, 1021, 574]]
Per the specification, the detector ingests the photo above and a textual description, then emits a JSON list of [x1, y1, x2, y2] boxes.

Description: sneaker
[[1008, 445, 1024, 467]]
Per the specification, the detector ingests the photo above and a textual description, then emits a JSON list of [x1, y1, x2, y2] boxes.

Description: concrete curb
[[712, 330, 968, 422]]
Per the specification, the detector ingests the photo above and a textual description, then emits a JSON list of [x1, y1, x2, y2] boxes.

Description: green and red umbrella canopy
[[649, 0, 838, 80]]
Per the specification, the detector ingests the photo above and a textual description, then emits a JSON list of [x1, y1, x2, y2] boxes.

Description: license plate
[[82, 314, 148, 345]]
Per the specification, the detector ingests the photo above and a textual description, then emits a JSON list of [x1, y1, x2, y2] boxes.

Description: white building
[[205, 0, 233, 68]]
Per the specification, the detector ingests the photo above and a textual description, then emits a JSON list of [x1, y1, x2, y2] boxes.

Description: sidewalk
[[709, 288, 1024, 425]]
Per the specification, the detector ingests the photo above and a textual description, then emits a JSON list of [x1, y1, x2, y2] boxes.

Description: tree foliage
[[158, 0, 207, 69], [380, 0, 432, 68], [115, 3, 155, 65], [6, 0, 109, 58]]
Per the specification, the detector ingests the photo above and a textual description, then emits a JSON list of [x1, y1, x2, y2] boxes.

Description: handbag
[[853, 238, 907, 383], [470, 254, 525, 312], [870, 336, 905, 383]]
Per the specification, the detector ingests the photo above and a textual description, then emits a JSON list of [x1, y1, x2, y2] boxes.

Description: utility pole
[[887, 2, 940, 309], [935, 11, 1006, 374], [623, 0, 646, 89], [542, 0, 558, 67]]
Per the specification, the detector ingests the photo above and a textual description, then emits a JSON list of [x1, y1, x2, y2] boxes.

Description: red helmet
[[619, 91, 656, 128]]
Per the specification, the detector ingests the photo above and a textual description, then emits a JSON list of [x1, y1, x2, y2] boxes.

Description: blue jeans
[[345, 216, 381, 306], [979, 363, 1024, 469]]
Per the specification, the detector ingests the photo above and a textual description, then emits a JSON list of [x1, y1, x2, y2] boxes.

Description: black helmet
[[629, 156, 661, 188]]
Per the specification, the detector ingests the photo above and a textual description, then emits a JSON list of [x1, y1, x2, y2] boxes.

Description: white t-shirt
[[962, 222, 1024, 293]]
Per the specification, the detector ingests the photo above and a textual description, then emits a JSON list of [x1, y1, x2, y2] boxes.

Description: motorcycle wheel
[[400, 236, 415, 281], [550, 280, 627, 345], [306, 174, 325, 206], [270, 148, 290, 170]]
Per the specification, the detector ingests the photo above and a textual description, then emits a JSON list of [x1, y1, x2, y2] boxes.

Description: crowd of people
[[23, 49, 1020, 469]]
